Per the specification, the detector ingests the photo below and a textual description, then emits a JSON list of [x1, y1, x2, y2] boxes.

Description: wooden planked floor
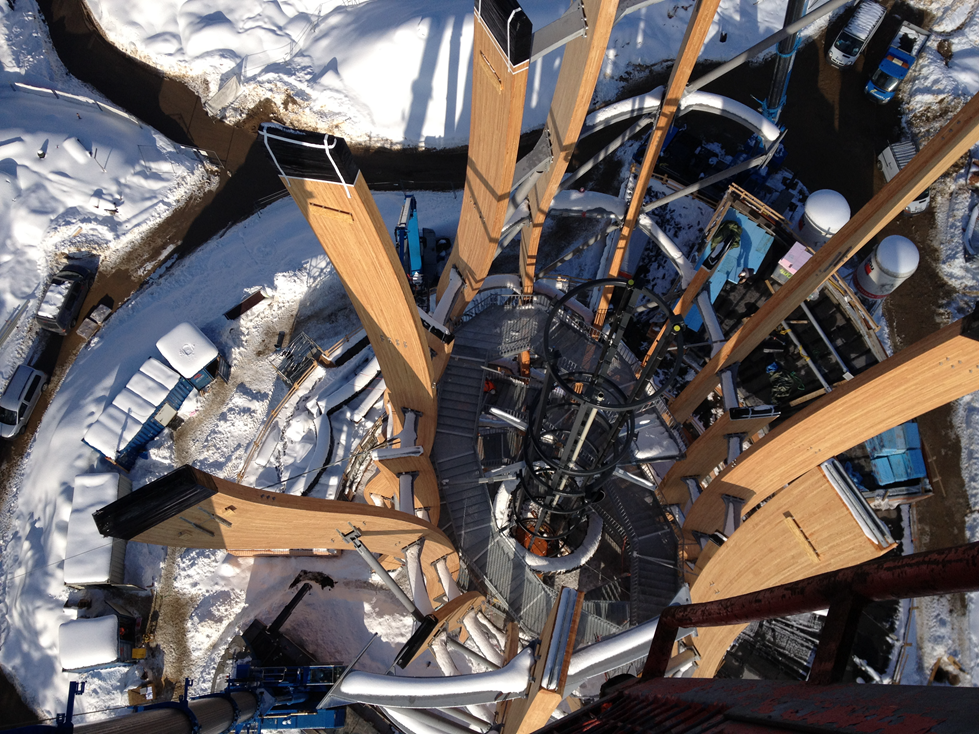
[[688, 465, 894, 675]]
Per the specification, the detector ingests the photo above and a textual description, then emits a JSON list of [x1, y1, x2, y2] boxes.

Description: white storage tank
[[801, 189, 851, 247], [853, 235, 919, 300]]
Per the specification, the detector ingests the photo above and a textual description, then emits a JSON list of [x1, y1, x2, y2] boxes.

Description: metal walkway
[[432, 291, 682, 641]]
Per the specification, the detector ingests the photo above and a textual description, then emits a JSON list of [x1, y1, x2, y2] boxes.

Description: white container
[[854, 235, 919, 299], [801, 189, 851, 248], [64, 473, 132, 586], [62, 136, 91, 165]]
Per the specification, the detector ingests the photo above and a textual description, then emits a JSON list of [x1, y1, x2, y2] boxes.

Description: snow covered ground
[[0, 2, 212, 384], [0, 190, 464, 720], [83, 0, 835, 148]]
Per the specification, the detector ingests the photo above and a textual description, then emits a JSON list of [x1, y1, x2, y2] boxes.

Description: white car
[[0, 364, 48, 438], [827, 1, 886, 68]]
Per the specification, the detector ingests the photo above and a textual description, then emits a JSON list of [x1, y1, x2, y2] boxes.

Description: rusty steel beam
[[643, 541, 979, 678]]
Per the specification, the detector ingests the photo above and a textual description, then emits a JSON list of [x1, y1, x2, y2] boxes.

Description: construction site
[[3, 0, 979, 732]]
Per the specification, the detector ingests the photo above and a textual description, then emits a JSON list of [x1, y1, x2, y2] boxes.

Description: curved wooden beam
[[95, 466, 458, 608], [681, 311, 979, 545]]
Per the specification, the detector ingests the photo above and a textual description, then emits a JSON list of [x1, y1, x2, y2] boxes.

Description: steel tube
[[344, 530, 425, 622]]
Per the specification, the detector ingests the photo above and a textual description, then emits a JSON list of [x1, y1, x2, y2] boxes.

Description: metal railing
[[643, 541, 979, 685], [340, 415, 386, 501]]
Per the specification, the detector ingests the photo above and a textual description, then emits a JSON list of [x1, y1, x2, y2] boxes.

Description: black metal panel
[[260, 123, 360, 184], [475, 0, 532, 66], [93, 465, 217, 540]]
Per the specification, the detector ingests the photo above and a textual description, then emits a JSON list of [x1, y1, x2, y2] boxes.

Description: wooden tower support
[[686, 464, 895, 676], [94, 466, 459, 610], [669, 90, 979, 422], [498, 588, 583, 734], [261, 125, 440, 521], [657, 408, 774, 507], [597, 0, 722, 322], [519, 0, 620, 293], [437, 0, 532, 318], [680, 309, 979, 551]]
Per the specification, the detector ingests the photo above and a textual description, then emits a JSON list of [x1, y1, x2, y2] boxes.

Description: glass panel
[[23, 375, 40, 402], [833, 31, 862, 56]]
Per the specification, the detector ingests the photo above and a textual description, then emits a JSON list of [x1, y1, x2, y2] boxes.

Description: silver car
[[0, 364, 48, 438]]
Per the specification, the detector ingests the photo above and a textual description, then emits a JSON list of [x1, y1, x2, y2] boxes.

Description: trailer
[[877, 140, 930, 214]]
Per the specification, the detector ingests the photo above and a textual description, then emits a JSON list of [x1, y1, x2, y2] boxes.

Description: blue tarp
[[867, 421, 926, 486], [684, 210, 775, 332], [114, 377, 194, 470], [867, 422, 920, 457]]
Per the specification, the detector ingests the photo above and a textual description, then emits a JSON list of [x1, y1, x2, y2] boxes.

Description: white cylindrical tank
[[854, 235, 919, 300], [801, 189, 850, 247]]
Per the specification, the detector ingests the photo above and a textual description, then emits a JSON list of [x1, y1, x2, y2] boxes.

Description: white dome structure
[[854, 235, 919, 300], [801, 189, 851, 247]]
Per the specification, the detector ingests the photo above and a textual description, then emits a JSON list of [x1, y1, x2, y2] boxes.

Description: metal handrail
[[340, 415, 386, 501], [643, 541, 979, 683]]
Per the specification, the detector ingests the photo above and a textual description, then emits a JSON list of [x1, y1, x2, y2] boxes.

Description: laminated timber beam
[[260, 124, 440, 523], [519, 0, 620, 293], [437, 0, 532, 319], [680, 309, 979, 548], [686, 465, 895, 676], [94, 466, 458, 611], [669, 90, 979, 422], [657, 408, 774, 507], [597, 0, 722, 323], [500, 588, 583, 734]]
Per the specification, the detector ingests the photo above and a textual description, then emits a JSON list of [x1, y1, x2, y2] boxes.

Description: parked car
[[878, 140, 930, 214], [0, 364, 47, 438], [827, 1, 886, 68], [36, 264, 92, 335], [865, 22, 930, 104]]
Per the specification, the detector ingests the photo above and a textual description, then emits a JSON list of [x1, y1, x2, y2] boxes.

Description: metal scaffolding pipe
[[446, 636, 501, 670], [406, 541, 435, 616], [435, 556, 462, 600], [687, 0, 851, 94], [343, 529, 425, 623], [462, 611, 505, 667]]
